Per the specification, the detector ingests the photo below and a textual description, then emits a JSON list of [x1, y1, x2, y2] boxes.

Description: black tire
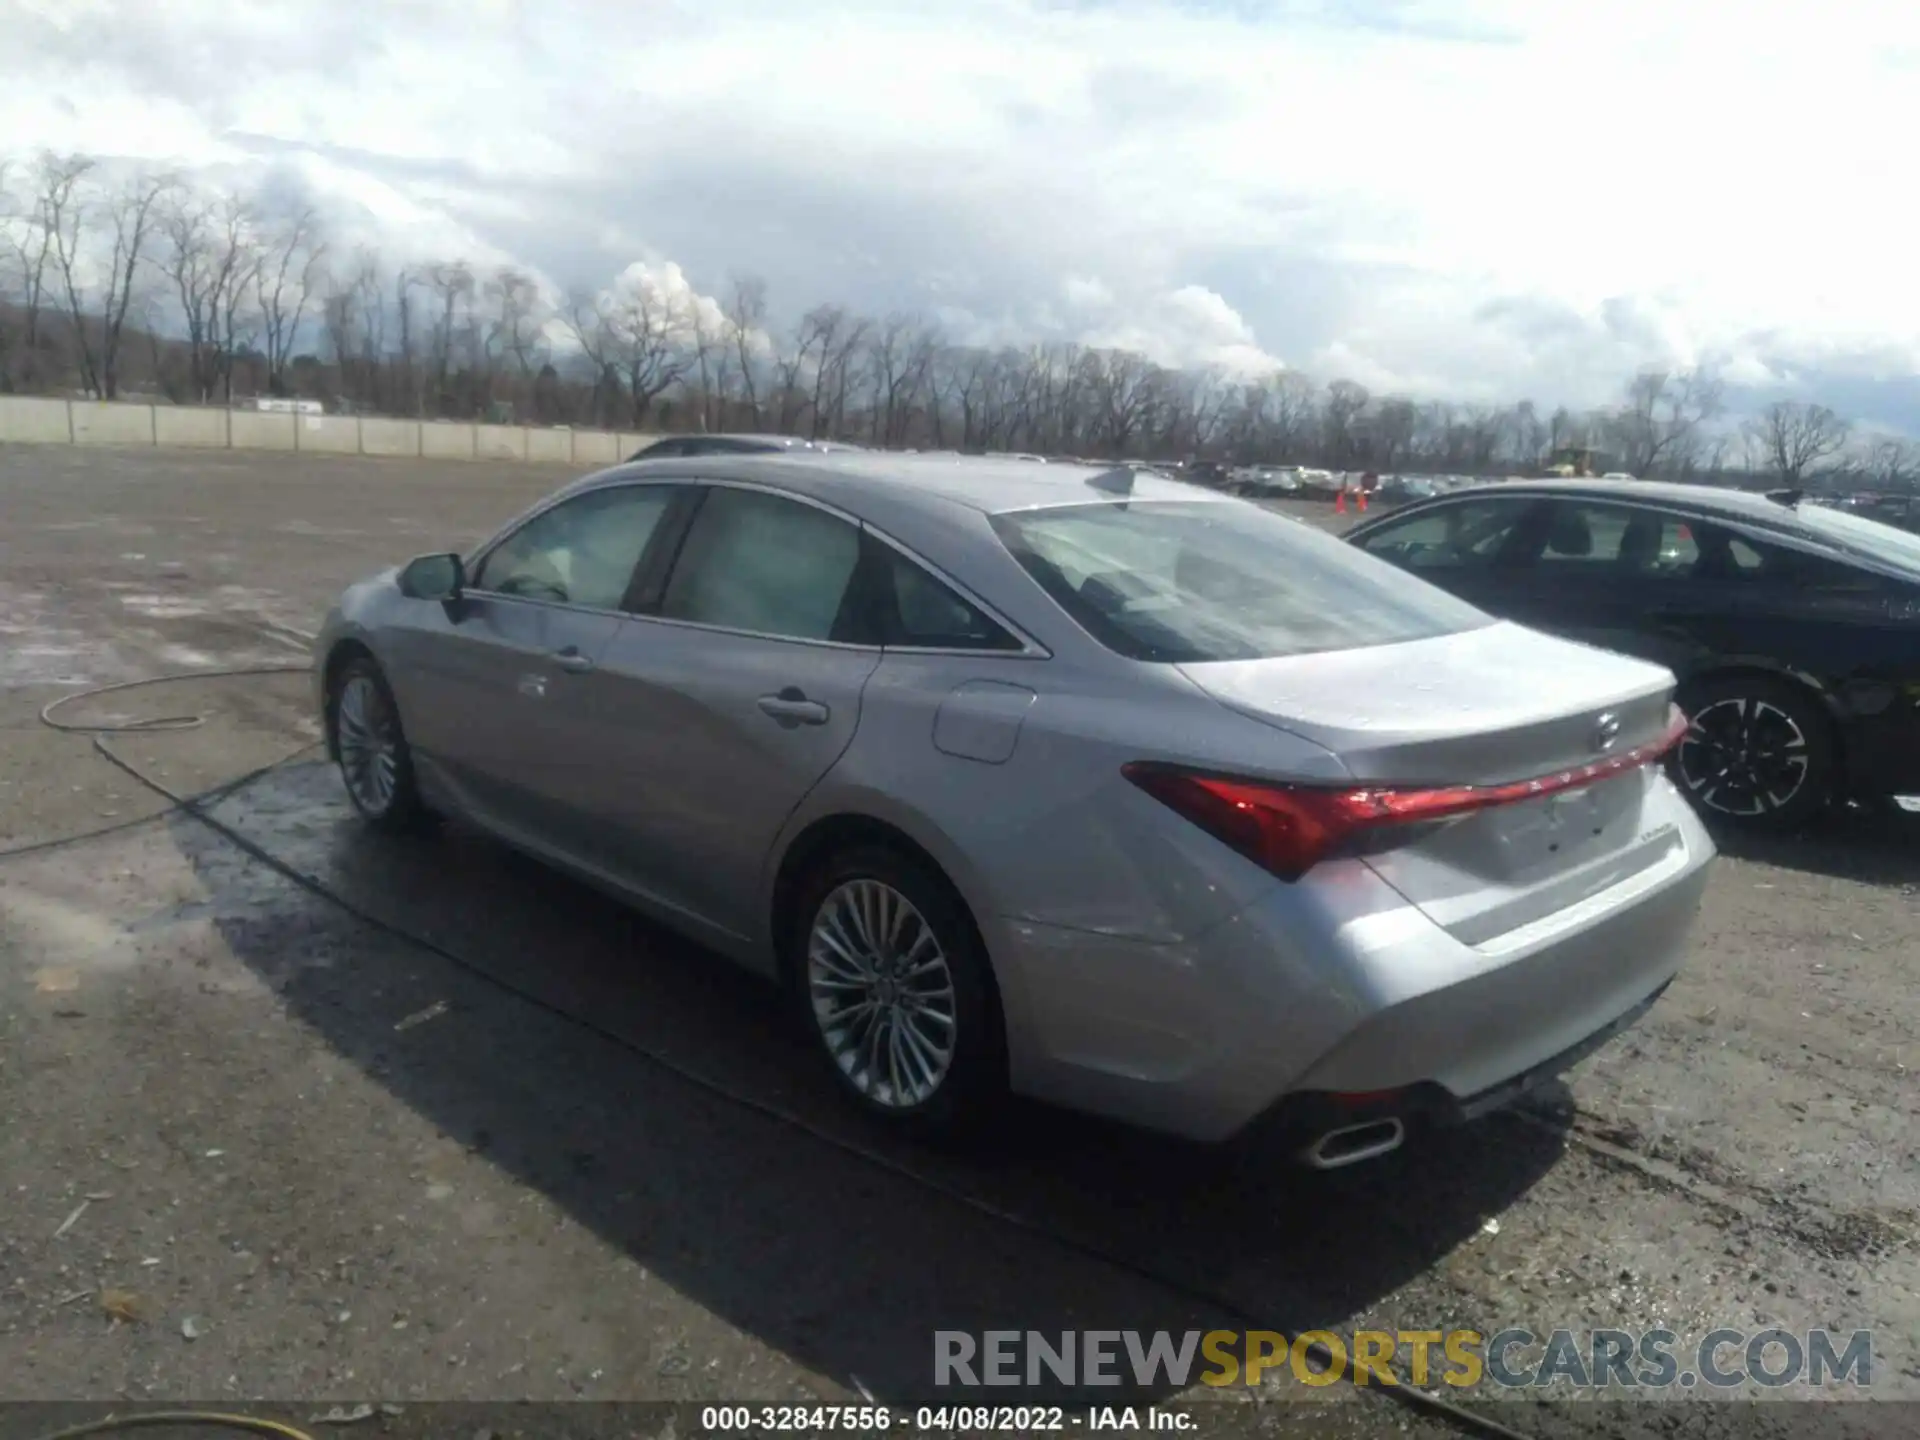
[[1671, 674, 1835, 832], [327, 655, 433, 835], [787, 844, 1004, 1137]]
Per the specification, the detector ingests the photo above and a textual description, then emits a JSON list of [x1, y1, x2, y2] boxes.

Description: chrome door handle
[[757, 689, 829, 725], [552, 646, 595, 674]]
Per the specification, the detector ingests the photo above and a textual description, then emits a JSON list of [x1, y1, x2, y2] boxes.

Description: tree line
[[1, 151, 1911, 491]]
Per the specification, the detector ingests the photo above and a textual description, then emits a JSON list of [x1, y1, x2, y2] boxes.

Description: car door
[[581, 483, 884, 942], [1484, 499, 1698, 661], [1347, 495, 1545, 611], [402, 482, 680, 851]]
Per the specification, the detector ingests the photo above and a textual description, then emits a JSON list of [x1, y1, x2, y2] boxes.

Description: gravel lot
[[1, 446, 1916, 1439]]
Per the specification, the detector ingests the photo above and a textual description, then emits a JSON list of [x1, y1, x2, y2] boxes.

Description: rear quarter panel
[[772, 651, 1350, 946]]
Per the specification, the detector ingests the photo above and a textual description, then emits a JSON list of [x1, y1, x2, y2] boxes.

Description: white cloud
[[2, 0, 1917, 422]]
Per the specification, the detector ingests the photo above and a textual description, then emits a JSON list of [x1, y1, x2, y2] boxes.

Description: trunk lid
[[1179, 622, 1691, 944]]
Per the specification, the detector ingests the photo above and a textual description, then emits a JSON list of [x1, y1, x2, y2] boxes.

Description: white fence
[[0, 396, 647, 468]]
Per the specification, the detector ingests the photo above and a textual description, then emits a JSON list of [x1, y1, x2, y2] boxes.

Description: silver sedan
[[313, 455, 1715, 1165]]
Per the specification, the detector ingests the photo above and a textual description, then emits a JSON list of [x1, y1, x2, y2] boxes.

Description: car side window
[[661, 487, 864, 642], [1354, 500, 1532, 573], [883, 549, 1022, 650], [1530, 503, 1704, 576], [1785, 550, 1891, 594], [470, 485, 674, 609]]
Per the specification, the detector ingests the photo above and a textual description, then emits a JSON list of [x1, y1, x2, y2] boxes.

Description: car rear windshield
[[1793, 504, 1920, 574], [989, 499, 1493, 663]]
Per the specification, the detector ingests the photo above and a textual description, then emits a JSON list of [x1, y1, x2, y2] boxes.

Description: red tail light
[[1124, 708, 1689, 882]]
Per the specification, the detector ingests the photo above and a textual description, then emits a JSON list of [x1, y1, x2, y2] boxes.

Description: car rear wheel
[[330, 656, 431, 834], [792, 845, 1002, 1135], [1672, 675, 1833, 831]]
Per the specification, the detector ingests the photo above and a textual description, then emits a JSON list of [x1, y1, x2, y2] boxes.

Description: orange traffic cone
[[1357, 488, 1368, 512], [1335, 488, 1347, 514]]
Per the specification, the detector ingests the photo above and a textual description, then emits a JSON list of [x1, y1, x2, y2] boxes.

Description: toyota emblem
[[1591, 711, 1622, 751]]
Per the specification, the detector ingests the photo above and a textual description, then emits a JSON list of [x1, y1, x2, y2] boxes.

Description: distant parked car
[[629, 433, 866, 461], [1345, 478, 1920, 829], [315, 455, 1711, 1160]]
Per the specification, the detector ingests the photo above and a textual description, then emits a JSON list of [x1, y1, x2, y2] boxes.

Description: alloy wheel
[[1675, 697, 1810, 818], [336, 673, 401, 816], [806, 879, 958, 1110]]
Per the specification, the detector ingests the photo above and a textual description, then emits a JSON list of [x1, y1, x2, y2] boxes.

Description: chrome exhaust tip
[[1302, 1116, 1406, 1170]]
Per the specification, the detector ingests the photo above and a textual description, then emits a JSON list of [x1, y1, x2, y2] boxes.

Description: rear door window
[[992, 500, 1491, 663], [660, 486, 865, 642], [1528, 502, 1700, 576]]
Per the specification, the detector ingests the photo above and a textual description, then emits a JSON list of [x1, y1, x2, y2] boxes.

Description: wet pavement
[[1, 446, 1916, 1439]]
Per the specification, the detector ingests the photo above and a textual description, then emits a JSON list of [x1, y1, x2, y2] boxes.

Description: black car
[[1343, 479, 1920, 830], [628, 433, 865, 461]]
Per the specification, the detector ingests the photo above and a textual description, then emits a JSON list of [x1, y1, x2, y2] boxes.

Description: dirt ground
[[1, 445, 1916, 1440]]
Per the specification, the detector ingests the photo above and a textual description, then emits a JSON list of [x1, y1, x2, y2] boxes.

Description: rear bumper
[[997, 800, 1714, 1146], [1242, 978, 1671, 1153]]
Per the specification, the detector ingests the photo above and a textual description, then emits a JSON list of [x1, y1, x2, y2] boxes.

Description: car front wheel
[[330, 655, 431, 833]]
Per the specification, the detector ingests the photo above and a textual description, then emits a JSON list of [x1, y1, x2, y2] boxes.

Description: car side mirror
[[397, 552, 465, 601]]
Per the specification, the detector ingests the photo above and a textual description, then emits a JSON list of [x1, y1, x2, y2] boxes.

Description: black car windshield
[[990, 499, 1493, 663], [1794, 503, 1920, 574]]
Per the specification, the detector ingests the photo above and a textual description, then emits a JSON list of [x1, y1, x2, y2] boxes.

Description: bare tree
[[863, 312, 942, 447], [1614, 368, 1723, 476], [424, 262, 476, 412], [1321, 379, 1370, 465], [159, 193, 261, 403], [683, 292, 723, 432], [481, 266, 546, 417], [1370, 397, 1418, 471], [726, 274, 768, 423], [1862, 436, 1919, 496], [566, 273, 690, 427], [254, 205, 325, 395], [1750, 401, 1851, 486], [791, 304, 867, 439], [0, 159, 22, 388], [321, 246, 387, 408]]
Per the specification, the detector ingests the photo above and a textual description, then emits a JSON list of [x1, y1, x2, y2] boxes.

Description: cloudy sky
[[5, 0, 1918, 425]]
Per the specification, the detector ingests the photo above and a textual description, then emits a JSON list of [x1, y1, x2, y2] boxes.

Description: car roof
[[587, 451, 1221, 518], [1368, 477, 1820, 536], [705, 432, 865, 448]]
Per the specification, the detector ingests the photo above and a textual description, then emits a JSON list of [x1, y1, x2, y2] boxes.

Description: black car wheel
[[1672, 675, 1834, 831]]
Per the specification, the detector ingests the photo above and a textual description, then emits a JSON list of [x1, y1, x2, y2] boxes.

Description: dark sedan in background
[[1345, 480, 1920, 830]]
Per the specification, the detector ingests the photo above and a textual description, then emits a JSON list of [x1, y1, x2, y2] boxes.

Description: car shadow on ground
[[1708, 802, 1920, 889], [173, 763, 1571, 1407]]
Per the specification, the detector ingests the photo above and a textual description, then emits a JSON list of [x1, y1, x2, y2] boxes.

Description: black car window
[[1352, 499, 1534, 574], [470, 485, 674, 609], [633, 438, 686, 460], [1786, 550, 1893, 594], [1664, 527, 1889, 597], [882, 549, 1022, 651], [1531, 502, 1701, 576], [661, 487, 864, 642], [1794, 503, 1920, 575]]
